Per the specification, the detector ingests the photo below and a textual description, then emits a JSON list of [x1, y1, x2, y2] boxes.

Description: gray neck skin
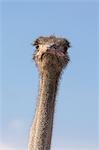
[[28, 71, 60, 150]]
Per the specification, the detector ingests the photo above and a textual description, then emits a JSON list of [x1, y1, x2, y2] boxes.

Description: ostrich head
[[33, 36, 70, 74]]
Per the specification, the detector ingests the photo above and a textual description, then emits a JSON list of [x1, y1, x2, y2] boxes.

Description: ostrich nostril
[[41, 53, 45, 60]]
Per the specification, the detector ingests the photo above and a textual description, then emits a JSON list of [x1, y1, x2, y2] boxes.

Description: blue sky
[[1, 0, 99, 150]]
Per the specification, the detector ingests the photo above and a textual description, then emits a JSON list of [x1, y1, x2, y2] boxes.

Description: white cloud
[[8, 119, 25, 131], [0, 143, 17, 150], [0, 143, 26, 150], [2, 119, 27, 149], [0, 143, 98, 150], [51, 146, 99, 150], [1, 118, 99, 150]]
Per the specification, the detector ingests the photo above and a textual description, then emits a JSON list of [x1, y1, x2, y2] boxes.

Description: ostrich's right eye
[[36, 45, 39, 49]]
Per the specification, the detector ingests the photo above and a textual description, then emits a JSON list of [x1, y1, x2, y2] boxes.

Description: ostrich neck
[[28, 70, 60, 150]]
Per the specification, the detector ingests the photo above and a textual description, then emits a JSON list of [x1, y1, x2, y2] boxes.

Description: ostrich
[[28, 36, 70, 150]]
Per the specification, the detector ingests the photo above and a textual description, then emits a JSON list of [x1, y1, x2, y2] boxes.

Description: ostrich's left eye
[[50, 44, 58, 49]]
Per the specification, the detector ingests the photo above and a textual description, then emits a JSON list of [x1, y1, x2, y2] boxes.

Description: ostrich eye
[[50, 44, 58, 49], [36, 45, 39, 49]]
